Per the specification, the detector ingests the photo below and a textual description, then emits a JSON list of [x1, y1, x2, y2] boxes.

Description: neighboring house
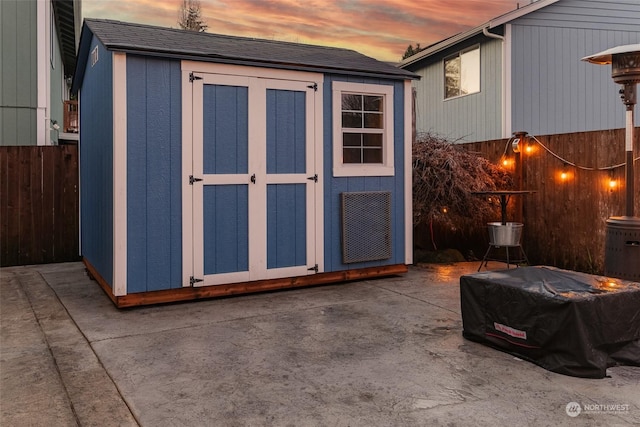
[[71, 19, 417, 307], [0, 0, 81, 146], [399, 0, 640, 143]]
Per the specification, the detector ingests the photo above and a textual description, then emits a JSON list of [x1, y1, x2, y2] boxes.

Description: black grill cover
[[460, 266, 640, 378]]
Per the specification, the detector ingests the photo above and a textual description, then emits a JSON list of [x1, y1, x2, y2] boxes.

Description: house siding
[[509, 0, 640, 136], [322, 75, 406, 272], [80, 36, 114, 286], [0, 0, 37, 145], [410, 36, 503, 142], [514, 0, 640, 32], [126, 55, 182, 293]]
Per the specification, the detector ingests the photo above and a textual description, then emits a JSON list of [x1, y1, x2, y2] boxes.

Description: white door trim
[[182, 66, 324, 287], [112, 52, 127, 296], [181, 70, 194, 288]]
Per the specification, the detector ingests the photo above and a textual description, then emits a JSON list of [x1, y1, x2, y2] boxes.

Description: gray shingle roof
[[83, 19, 417, 80]]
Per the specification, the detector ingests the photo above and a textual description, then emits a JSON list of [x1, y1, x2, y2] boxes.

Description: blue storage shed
[[72, 19, 418, 307]]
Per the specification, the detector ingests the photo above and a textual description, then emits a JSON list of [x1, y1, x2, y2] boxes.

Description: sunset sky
[[82, 0, 522, 62]]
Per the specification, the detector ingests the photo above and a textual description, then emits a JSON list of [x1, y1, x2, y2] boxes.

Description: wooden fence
[[2, 129, 638, 272], [0, 145, 79, 267], [460, 128, 640, 273]]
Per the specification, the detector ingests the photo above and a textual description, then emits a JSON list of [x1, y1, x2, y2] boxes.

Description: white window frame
[[444, 45, 480, 100], [91, 46, 99, 67], [332, 81, 394, 177]]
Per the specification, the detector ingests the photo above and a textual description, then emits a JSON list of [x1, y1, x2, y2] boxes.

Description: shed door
[[186, 73, 319, 286]]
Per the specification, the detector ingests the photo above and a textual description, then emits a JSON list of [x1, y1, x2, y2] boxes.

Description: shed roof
[[73, 19, 417, 92]]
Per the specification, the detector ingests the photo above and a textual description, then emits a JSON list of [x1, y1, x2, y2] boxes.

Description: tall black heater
[[583, 45, 640, 281]]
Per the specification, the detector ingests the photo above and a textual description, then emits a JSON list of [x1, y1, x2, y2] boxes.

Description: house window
[[444, 45, 480, 99], [332, 82, 394, 177]]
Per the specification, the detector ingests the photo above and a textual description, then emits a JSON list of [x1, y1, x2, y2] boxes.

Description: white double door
[[183, 70, 322, 287]]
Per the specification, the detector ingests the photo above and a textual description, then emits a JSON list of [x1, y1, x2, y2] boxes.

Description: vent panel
[[341, 191, 392, 264]]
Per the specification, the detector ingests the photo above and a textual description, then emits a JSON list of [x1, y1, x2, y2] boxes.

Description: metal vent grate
[[341, 191, 392, 263]]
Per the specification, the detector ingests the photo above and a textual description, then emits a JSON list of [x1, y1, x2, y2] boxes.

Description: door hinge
[[308, 264, 318, 273], [189, 175, 203, 185], [307, 83, 318, 91], [190, 276, 203, 286], [189, 72, 203, 82], [307, 174, 318, 183]]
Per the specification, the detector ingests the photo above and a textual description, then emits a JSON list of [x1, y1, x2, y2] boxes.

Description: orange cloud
[[82, 0, 519, 61]]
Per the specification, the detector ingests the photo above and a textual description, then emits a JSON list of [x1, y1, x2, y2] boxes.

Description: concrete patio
[[1, 261, 638, 426]]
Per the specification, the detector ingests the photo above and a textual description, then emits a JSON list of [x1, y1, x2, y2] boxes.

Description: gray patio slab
[[1, 261, 639, 426]]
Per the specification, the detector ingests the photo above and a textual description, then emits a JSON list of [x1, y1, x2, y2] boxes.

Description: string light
[[500, 134, 639, 186], [560, 165, 569, 181], [608, 170, 618, 191], [497, 133, 640, 192], [530, 135, 639, 171]]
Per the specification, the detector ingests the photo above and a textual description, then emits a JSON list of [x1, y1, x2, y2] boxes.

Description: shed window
[[444, 46, 480, 99], [332, 82, 394, 177], [91, 46, 99, 67], [342, 94, 384, 163]]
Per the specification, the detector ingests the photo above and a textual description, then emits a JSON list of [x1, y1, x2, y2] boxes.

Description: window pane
[[363, 95, 383, 112], [343, 148, 361, 163], [363, 133, 382, 147], [363, 148, 383, 163], [364, 113, 383, 128], [460, 47, 480, 95], [343, 132, 362, 147], [342, 112, 362, 128], [342, 94, 362, 111], [444, 56, 460, 99]]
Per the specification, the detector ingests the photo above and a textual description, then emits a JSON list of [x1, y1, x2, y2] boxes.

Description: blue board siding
[[266, 88, 308, 269], [266, 89, 306, 174], [323, 75, 406, 272], [203, 85, 248, 174], [80, 36, 114, 286], [203, 185, 249, 274], [201, 82, 250, 275], [267, 184, 307, 269], [126, 56, 182, 293]]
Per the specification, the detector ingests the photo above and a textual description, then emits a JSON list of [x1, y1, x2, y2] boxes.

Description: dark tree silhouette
[[402, 43, 422, 60], [178, 0, 208, 32]]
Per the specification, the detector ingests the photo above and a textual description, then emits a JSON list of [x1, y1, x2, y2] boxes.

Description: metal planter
[[487, 222, 524, 247]]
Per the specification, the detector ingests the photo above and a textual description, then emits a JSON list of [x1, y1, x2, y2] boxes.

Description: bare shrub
[[413, 132, 513, 237]]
